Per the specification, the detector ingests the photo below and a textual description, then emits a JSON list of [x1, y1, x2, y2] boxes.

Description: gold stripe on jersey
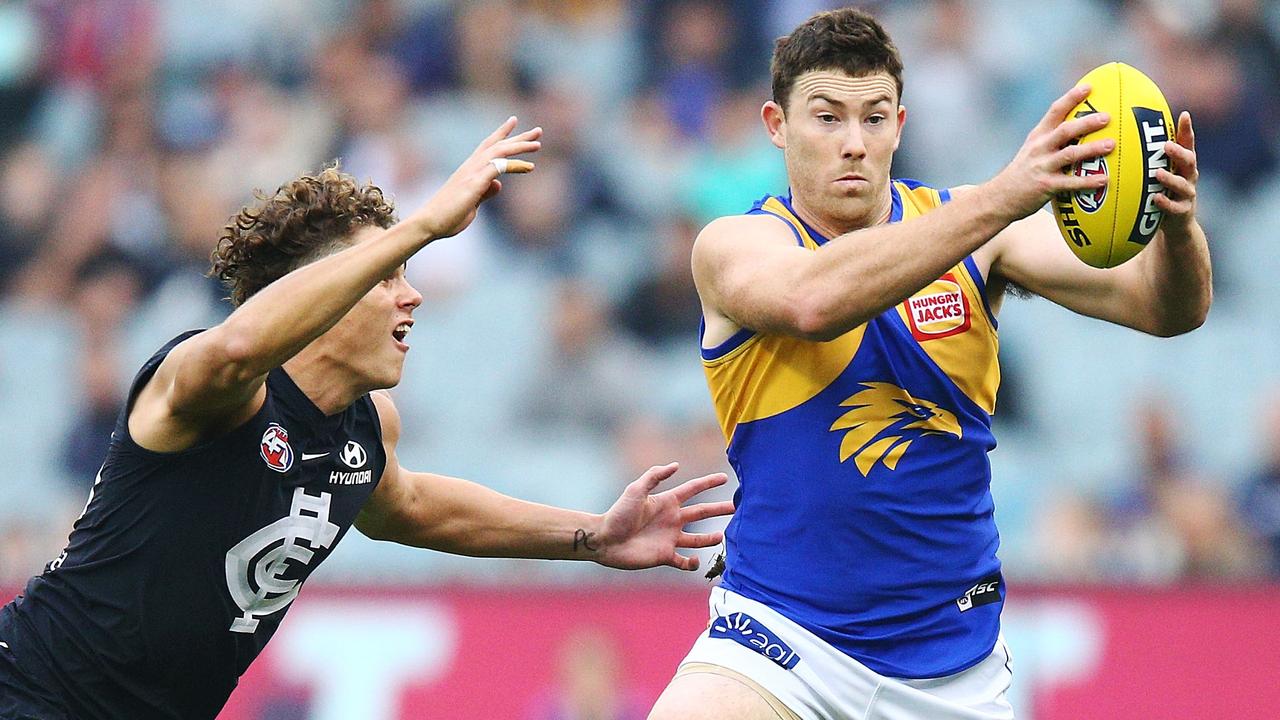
[[704, 182, 1000, 444]]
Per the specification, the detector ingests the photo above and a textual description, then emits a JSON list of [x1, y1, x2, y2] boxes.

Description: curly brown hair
[[210, 165, 397, 306], [771, 7, 904, 112]]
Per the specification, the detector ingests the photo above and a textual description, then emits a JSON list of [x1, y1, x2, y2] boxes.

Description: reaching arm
[[697, 85, 1115, 343], [355, 393, 733, 571], [129, 118, 541, 451], [985, 111, 1211, 336]]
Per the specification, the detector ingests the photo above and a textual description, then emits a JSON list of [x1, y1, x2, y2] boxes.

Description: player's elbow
[[791, 291, 863, 342], [1148, 289, 1212, 338]]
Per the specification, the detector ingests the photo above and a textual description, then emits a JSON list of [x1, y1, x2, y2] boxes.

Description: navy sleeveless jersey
[[0, 331, 386, 719]]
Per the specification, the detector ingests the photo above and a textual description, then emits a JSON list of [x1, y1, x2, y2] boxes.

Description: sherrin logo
[[904, 274, 971, 341], [259, 423, 293, 473]]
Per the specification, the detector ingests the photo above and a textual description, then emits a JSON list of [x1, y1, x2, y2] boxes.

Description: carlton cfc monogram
[[224, 487, 339, 633]]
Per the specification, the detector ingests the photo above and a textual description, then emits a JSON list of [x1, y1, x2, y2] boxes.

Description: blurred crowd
[[0, 0, 1278, 590]]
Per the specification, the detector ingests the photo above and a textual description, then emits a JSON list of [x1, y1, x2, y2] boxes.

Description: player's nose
[[840, 125, 867, 159], [398, 278, 423, 310]]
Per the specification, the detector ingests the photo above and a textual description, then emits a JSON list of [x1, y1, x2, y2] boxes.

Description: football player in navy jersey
[[649, 8, 1209, 720], [0, 117, 733, 720]]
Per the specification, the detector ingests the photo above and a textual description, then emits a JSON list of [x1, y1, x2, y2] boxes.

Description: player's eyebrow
[[809, 93, 846, 108]]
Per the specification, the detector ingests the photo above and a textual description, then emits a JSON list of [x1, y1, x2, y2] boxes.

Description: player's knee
[[649, 670, 790, 720]]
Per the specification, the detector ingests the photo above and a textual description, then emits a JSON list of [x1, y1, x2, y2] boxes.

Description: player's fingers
[[1056, 171, 1110, 193], [1163, 140, 1198, 181], [477, 115, 519, 150], [479, 178, 501, 203], [1035, 84, 1091, 133], [1050, 112, 1109, 148], [1154, 168, 1194, 201], [1178, 111, 1195, 151], [489, 139, 542, 159], [670, 472, 729, 503], [678, 531, 725, 549], [634, 462, 680, 494], [680, 500, 735, 524], [1152, 190, 1192, 215], [669, 552, 699, 572], [1057, 138, 1114, 169]]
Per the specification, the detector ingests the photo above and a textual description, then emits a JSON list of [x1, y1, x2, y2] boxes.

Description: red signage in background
[[4, 585, 1279, 718]]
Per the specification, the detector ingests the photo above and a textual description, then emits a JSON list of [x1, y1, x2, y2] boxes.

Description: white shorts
[[676, 587, 1015, 720]]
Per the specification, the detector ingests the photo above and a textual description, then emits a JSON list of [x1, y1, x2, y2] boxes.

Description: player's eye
[[817, 113, 838, 124], [867, 114, 885, 126]]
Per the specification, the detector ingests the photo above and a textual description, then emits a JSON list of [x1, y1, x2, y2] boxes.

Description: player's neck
[[789, 189, 893, 239], [282, 352, 369, 416]]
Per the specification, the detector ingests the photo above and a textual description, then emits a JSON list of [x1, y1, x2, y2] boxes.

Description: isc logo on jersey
[[904, 274, 971, 341], [260, 423, 294, 472]]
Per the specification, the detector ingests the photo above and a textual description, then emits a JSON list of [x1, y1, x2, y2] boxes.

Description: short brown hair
[[210, 165, 396, 306], [771, 7, 904, 111]]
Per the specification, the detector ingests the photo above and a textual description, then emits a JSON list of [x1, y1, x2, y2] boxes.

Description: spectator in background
[[0, 143, 57, 295], [615, 216, 703, 349], [1104, 394, 1259, 581], [521, 279, 646, 436], [1240, 390, 1280, 576], [1131, 0, 1278, 193], [525, 627, 647, 720], [60, 251, 142, 490]]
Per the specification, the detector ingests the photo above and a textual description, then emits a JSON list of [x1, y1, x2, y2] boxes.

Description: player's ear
[[893, 105, 907, 152], [762, 100, 786, 149]]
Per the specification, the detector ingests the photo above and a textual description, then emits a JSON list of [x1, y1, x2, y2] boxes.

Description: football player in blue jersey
[[0, 118, 734, 720], [649, 8, 1209, 720]]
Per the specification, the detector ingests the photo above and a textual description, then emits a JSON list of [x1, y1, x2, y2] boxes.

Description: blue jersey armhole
[[962, 255, 998, 329], [700, 317, 756, 360]]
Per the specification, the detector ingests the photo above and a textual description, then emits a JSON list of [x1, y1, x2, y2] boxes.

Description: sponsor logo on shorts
[[260, 423, 294, 473], [956, 574, 1002, 612], [710, 612, 800, 670]]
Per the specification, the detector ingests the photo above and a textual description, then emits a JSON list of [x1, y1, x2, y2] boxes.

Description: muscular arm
[[129, 119, 542, 451], [697, 85, 1115, 344], [982, 112, 1211, 336], [356, 393, 732, 571], [695, 191, 1018, 342]]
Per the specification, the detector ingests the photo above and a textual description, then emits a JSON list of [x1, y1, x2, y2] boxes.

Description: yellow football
[[1052, 62, 1176, 268]]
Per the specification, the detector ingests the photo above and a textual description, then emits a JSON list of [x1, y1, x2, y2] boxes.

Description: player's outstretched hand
[[594, 463, 734, 572], [410, 116, 541, 240], [989, 84, 1116, 221]]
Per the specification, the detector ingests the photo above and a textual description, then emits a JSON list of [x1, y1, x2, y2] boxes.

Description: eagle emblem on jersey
[[829, 382, 962, 476]]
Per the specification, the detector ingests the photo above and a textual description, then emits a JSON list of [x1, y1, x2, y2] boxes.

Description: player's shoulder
[[369, 390, 401, 444], [695, 212, 798, 251]]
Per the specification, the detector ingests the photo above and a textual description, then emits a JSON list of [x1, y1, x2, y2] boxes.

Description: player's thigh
[[649, 663, 801, 720]]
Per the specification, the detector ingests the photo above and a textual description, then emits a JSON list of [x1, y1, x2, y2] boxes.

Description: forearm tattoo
[[573, 528, 598, 553]]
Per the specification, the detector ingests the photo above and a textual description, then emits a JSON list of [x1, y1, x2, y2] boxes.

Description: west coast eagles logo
[[829, 382, 962, 476]]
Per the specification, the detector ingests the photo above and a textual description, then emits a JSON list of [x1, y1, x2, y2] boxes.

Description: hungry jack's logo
[[904, 274, 971, 341], [830, 382, 962, 476]]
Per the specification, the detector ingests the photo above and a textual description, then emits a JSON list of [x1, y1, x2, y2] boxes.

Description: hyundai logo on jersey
[[710, 612, 801, 669]]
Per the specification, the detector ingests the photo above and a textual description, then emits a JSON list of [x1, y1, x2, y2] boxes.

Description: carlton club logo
[[1073, 155, 1108, 213], [904, 274, 971, 341], [829, 382, 962, 476], [225, 487, 339, 634], [259, 423, 294, 472]]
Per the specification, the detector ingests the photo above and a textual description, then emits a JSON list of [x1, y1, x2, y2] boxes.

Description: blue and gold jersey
[[702, 180, 1003, 678]]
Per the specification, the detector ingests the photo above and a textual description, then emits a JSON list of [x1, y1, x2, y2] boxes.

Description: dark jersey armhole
[[115, 329, 267, 459]]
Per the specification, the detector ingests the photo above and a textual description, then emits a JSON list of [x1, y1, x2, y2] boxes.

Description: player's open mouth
[[392, 321, 412, 349]]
